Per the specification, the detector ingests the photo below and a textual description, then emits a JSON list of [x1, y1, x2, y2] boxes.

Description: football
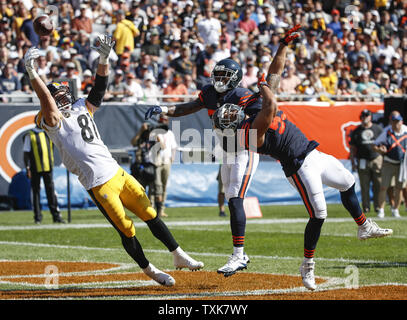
[[33, 15, 54, 36]]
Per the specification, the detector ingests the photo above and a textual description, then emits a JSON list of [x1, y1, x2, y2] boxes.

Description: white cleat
[[391, 208, 401, 218], [299, 260, 316, 291], [142, 263, 175, 286], [377, 208, 385, 218], [358, 218, 393, 240], [173, 248, 204, 271], [217, 253, 250, 277]]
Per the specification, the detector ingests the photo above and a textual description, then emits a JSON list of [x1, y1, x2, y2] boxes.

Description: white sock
[[172, 246, 184, 256], [233, 246, 244, 258], [304, 257, 314, 264]]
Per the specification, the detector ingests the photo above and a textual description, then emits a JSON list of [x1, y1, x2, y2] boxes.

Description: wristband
[[27, 67, 39, 80]]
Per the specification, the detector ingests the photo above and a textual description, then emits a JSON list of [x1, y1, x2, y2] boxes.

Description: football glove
[[257, 73, 269, 89], [24, 47, 40, 79], [279, 24, 302, 46], [145, 105, 162, 120], [91, 34, 115, 64]]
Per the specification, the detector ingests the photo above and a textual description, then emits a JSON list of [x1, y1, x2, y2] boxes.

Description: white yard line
[[0, 217, 405, 231], [0, 240, 406, 266]]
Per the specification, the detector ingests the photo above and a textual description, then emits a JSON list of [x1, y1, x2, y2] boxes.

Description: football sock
[[233, 246, 244, 259], [121, 235, 149, 269], [228, 197, 246, 247], [146, 215, 179, 251], [304, 218, 324, 258], [340, 183, 367, 226]]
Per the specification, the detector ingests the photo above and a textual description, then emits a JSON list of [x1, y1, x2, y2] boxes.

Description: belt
[[383, 156, 401, 164]]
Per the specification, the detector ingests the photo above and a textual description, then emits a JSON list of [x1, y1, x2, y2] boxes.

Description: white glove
[[91, 34, 115, 65], [24, 47, 40, 79]]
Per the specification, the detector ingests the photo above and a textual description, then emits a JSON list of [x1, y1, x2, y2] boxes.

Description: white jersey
[[37, 98, 119, 190]]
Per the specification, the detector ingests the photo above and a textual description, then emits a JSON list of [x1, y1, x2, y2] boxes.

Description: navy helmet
[[211, 58, 243, 93], [212, 103, 245, 136]]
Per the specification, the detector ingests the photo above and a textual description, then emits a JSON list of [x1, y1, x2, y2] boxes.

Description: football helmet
[[46, 82, 73, 111], [212, 103, 245, 135], [211, 59, 243, 93]]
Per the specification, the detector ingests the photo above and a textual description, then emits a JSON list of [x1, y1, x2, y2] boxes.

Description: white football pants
[[221, 149, 259, 201], [287, 149, 355, 219]]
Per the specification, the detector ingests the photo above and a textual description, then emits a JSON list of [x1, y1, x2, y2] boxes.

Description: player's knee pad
[[339, 170, 356, 192], [311, 192, 327, 220]]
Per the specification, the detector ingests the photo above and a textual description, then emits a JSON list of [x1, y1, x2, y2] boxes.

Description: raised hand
[[280, 24, 302, 46]]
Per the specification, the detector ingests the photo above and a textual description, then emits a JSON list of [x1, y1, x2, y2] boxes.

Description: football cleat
[[358, 218, 393, 240], [299, 260, 316, 291], [217, 253, 250, 277], [173, 248, 204, 271], [142, 263, 175, 286]]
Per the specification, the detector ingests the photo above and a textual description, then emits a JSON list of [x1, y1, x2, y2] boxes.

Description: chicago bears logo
[[0, 111, 37, 183], [341, 121, 361, 154]]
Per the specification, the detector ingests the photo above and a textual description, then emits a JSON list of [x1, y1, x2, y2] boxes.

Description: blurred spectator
[[105, 69, 127, 102], [37, 36, 60, 63], [163, 73, 188, 103], [123, 72, 143, 103], [81, 69, 93, 95], [113, 10, 139, 57], [72, 3, 93, 35], [141, 73, 160, 105], [195, 43, 217, 90], [212, 39, 230, 62], [241, 63, 258, 89], [60, 61, 81, 92], [355, 70, 381, 97], [36, 54, 50, 83], [169, 45, 194, 76], [19, 6, 39, 47], [142, 27, 161, 61], [319, 64, 338, 95], [238, 6, 259, 36], [197, 8, 222, 46], [0, 63, 20, 101], [183, 73, 197, 96], [280, 64, 301, 94]]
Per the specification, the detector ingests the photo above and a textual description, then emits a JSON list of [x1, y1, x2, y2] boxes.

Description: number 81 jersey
[[36, 98, 119, 190]]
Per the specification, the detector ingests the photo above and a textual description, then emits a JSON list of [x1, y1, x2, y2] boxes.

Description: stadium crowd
[[0, 0, 406, 103]]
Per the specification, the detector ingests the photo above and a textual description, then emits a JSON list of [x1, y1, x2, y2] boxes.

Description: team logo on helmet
[[212, 103, 245, 136], [46, 82, 73, 111]]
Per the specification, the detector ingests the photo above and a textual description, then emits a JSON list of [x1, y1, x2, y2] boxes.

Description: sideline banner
[[280, 102, 384, 159], [0, 102, 383, 200]]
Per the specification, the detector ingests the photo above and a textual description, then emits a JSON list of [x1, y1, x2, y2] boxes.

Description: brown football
[[33, 15, 54, 36]]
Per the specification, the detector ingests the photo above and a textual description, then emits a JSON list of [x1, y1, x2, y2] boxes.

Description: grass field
[[0, 203, 406, 301]]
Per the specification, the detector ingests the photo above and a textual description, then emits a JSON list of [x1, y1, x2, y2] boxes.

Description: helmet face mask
[[47, 83, 73, 111], [211, 59, 242, 93], [212, 103, 245, 136]]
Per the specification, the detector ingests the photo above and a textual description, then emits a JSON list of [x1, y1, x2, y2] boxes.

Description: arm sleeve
[[86, 73, 109, 108]]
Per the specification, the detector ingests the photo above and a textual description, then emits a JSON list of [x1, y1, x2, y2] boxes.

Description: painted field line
[[0, 217, 404, 231], [0, 240, 405, 266]]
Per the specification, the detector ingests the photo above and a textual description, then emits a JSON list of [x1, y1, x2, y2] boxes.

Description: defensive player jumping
[[24, 34, 203, 287], [145, 25, 301, 277], [212, 73, 393, 291]]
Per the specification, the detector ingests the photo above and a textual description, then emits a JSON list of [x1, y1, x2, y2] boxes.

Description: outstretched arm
[[145, 98, 204, 120], [25, 48, 60, 127], [250, 75, 278, 147], [266, 24, 301, 92], [86, 34, 115, 113]]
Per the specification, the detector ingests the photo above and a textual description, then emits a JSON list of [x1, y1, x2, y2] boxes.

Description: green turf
[[0, 203, 406, 293]]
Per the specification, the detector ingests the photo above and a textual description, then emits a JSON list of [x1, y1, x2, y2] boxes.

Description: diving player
[[24, 34, 203, 287], [212, 73, 394, 291], [145, 25, 301, 277]]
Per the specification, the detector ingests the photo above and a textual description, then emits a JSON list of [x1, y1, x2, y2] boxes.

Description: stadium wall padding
[[8, 161, 361, 210]]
